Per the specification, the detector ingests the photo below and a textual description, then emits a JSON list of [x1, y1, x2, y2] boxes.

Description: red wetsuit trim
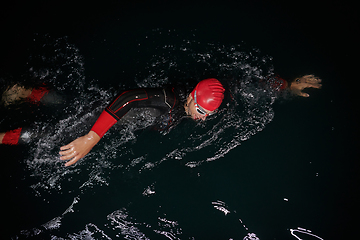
[[27, 87, 50, 103], [106, 90, 148, 117], [91, 88, 175, 137], [278, 77, 288, 90], [2, 128, 22, 145], [273, 76, 288, 90], [90, 110, 118, 138]]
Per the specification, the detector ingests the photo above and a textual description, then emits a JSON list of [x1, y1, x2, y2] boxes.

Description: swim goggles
[[194, 90, 216, 116]]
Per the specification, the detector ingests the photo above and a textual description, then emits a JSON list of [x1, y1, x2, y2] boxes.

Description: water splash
[[15, 196, 80, 238], [6, 31, 280, 201], [153, 217, 182, 240], [107, 209, 150, 239], [243, 233, 260, 240], [142, 182, 156, 197], [290, 227, 324, 240], [66, 223, 112, 240], [130, 30, 278, 171], [211, 199, 258, 237], [212, 200, 231, 215]]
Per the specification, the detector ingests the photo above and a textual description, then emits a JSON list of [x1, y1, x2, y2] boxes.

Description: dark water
[[1, 1, 358, 239]]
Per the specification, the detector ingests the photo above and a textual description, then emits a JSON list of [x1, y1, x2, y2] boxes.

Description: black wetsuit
[[90, 86, 186, 138]]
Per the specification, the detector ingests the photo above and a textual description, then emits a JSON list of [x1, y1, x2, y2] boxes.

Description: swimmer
[[59, 78, 225, 166], [1, 75, 321, 164], [58, 75, 321, 166]]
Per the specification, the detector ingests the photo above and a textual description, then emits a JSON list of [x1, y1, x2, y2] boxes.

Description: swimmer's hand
[[289, 75, 322, 97], [59, 131, 100, 167]]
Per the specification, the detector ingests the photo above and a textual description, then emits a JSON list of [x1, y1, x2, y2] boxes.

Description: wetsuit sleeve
[[26, 86, 50, 104], [90, 111, 118, 138], [271, 76, 288, 90], [1, 128, 22, 145], [90, 89, 149, 138]]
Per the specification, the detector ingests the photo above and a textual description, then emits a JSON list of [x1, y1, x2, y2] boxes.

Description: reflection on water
[[290, 227, 324, 240]]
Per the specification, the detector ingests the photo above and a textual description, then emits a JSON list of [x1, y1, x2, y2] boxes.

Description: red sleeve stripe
[[90, 110, 118, 138], [2, 128, 22, 145], [107, 90, 148, 115], [27, 87, 49, 103]]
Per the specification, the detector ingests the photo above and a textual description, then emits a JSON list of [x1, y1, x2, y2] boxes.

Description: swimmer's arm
[[59, 110, 117, 166], [59, 89, 149, 166], [59, 130, 100, 167], [273, 75, 321, 97], [287, 75, 322, 97]]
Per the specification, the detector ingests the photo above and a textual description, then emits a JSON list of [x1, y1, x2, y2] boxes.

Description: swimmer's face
[[185, 94, 215, 121]]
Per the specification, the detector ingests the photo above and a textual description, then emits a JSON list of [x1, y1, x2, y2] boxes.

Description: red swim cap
[[191, 78, 225, 111]]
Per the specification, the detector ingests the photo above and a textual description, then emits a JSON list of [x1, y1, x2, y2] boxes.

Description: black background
[[1, 0, 358, 239]]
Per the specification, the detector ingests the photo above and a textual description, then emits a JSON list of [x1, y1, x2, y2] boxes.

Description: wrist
[[288, 81, 296, 91], [87, 130, 101, 143], [283, 80, 289, 89], [287, 81, 293, 90], [90, 110, 117, 138]]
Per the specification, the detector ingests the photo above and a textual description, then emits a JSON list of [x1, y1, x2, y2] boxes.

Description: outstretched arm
[[59, 89, 149, 166], [288, 75, 322, 97], [1, 84, 50, 106]]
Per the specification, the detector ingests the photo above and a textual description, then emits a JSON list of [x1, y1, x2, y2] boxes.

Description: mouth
[[193, 115, 204, 121]]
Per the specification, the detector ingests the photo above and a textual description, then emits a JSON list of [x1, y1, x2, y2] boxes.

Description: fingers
[[299, 91, 310, 97], [60, 143, 72, 151], [302, 74, 315, 79], [59, 148, 83, 166], [59, 147, 74, 155], [311, 83, 322, 89], [303, 75, 322, 84], [59, 148, 78, 160], [64, 155, 82, 167], [59, 147, 75, 158], [298, 83, 321, 97], [304, 82, 322, 89]]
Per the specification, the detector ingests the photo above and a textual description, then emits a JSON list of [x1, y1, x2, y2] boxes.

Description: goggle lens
[[196, 106, 207, 115]]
